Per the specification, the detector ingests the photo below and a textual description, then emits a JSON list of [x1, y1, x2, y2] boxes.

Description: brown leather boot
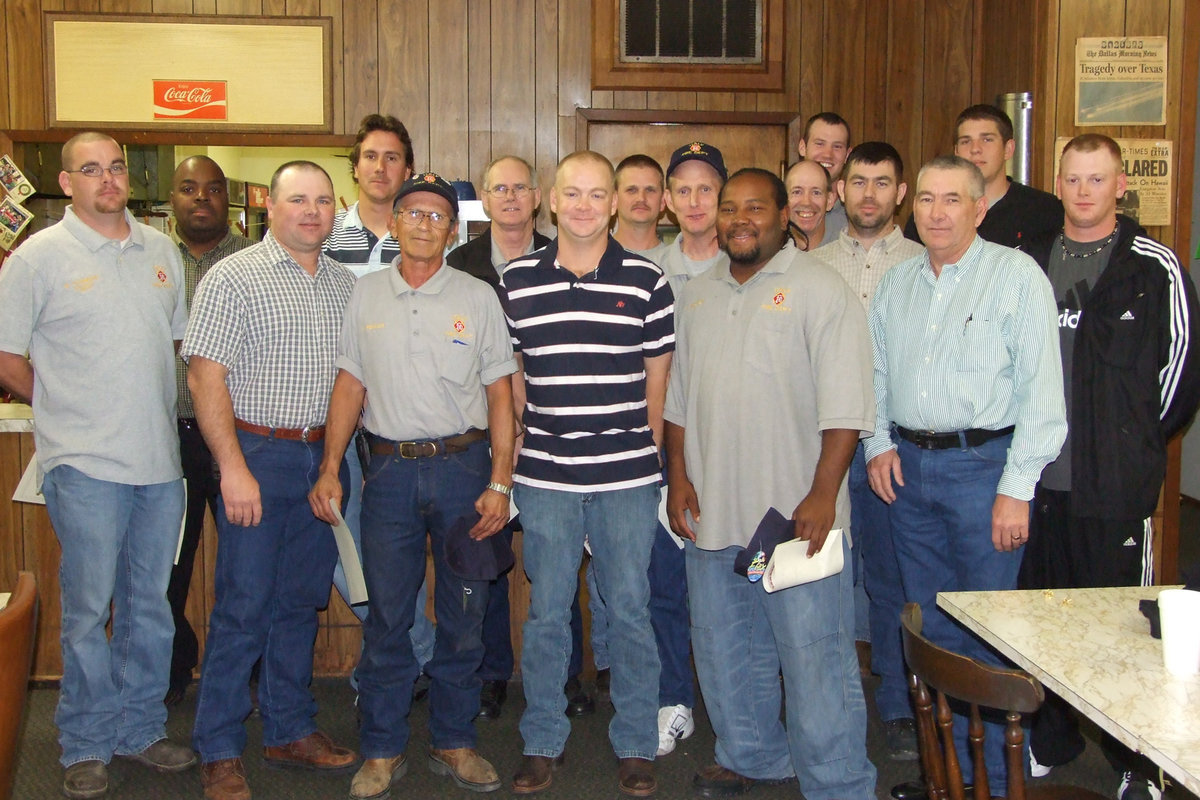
[[618, 757, 656, 797], [428, 747, 501, 792], [201, 758, 250, 800], [262, 730, 357, 771], [350, 755, 407, 799], [511, 754, 565, 794]]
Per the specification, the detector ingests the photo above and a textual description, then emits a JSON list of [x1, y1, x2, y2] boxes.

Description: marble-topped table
[[939, 586, 1200, 797]]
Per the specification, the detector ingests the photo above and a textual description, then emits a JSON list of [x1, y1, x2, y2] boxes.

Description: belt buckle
[[300, 425, 315, 443], [399, 441, 436, 459]]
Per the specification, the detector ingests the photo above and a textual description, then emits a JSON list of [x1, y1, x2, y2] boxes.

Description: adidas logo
[[1122, 537, 1137, 546], [1120, 310, 1135, 321]]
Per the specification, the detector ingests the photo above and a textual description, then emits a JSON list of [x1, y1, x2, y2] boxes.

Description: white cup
[[1158, 588, 1200, 677]]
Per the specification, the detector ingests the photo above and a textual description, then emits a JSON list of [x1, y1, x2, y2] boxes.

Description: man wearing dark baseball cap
[[311, 170, 518, 798], [660, 142, 730, 301]]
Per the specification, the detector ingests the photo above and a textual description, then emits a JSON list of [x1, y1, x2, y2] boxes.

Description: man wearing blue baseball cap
[[311, 172, 518, 798]]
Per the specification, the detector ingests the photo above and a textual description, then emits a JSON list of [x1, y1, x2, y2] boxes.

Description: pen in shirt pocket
[[963, 313, 973, 335], [451, 338, 469, 346]]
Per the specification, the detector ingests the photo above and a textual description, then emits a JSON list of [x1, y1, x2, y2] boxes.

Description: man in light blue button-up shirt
[[865, 154, 1066, 796]]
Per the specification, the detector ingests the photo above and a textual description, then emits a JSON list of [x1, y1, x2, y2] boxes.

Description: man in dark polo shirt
[[503, 151, 674, 797], [904, 104, 1063, 250]]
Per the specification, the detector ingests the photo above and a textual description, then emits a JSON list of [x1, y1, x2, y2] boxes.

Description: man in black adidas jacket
[[1020, 134, 1200, 800]]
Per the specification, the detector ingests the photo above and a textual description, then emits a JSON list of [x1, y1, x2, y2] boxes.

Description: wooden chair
[[901, 603, 1108, 800], [0, 572, 38, 800]]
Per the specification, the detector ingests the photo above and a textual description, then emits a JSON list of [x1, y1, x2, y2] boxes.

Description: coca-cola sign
[[152, 80, 228, 121]]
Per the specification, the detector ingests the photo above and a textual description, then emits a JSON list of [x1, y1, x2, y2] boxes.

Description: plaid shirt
[[180, 231, 356, 428], [174, 230, 255, 418]]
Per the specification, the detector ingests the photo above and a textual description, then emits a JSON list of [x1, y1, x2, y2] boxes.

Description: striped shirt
[[174, 231, 255, 418], [812, 225, 925, 311], [323, 203, 399, 277], [502, 236, 675, 492], [864, 235, 1067, 501], [181, 231, 356, 429]]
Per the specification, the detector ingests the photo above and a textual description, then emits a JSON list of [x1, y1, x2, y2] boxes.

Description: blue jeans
[[193, 431, 345, 762], [516, 483, 660, 760], [687, 540, 876, 800], [888, 434, 1025, 793], [590, 524, 694, 706], [333, 445, 437, 674], [479, 526, 516, 681], [851, 444, 909, 721], [356, 438, 491, 757], [42, 466, 184, 767]]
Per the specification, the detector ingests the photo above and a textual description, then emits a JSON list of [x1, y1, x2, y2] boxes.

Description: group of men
[[0, 99, 1196, 800]]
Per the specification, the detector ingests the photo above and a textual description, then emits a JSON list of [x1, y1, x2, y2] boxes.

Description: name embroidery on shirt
[[65, 275, 98, 293], [761, 288, 792, 313], [446, 315, 474, 345]]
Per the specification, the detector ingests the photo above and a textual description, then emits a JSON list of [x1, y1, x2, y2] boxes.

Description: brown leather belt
[[367, 429, 487, 459], [895, 424, 1014, 451], [234, 419, 326, 442]]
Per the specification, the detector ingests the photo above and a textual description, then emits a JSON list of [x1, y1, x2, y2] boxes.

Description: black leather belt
[[367, 429, 487, 459], [895, 425, 1015, 450]]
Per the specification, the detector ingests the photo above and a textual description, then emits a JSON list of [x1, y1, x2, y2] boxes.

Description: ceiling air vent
[[620, 0, 763, 65]]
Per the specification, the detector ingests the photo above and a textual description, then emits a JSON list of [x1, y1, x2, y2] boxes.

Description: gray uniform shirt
[[657, 234, 729, 299], [335, 260, 517, 440], [0, 206, 187, 484], [664, 243, 875, 550]]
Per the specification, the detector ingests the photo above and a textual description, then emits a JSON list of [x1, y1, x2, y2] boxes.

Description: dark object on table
[[1139, 599, 1162, 639]]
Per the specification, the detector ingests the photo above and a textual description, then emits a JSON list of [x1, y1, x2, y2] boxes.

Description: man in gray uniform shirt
[[665, 168, 876, 800], [0, 131, 195, 800], [660, 142, 730, 296], [311, 172, 517, 798]]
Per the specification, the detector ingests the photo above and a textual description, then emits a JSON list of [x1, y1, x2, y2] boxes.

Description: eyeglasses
[[65, 163, 128, 178], [485, 184, 533, 198], [396, 208, 454, 230]]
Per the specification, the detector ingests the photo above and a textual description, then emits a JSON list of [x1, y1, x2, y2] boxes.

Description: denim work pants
[[889, 434, 1025, 794], [193, 431, 345, 762], [850, 443, 910, 721], [516, 483, 660, 760], [356, 439, 492, 757], [42, 465, 184, 767], [686, 539, 877, 800]]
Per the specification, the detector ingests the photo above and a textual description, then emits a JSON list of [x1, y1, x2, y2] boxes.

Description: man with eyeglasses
[[0, 132, 196, 799], [447, 155, 557, 722], [311, 172, 517, 798]]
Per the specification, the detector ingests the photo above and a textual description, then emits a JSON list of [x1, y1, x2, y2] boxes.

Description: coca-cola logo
[[153, 80, 228, 121]]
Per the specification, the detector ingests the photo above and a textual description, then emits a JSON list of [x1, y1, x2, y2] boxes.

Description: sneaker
[[656, 704, 695, 756], [883, 718, 919, 761], [1117, 772, 1162, 800], [1029, 748, 1052, 778]]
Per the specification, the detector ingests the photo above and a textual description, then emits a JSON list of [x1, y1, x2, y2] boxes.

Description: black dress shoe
[[891, 780, 927, 800], [564, 676, 595, 717], [478, 679, 507, 719]]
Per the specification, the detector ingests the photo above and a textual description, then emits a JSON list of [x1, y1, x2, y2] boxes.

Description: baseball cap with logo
[[666, 141, 728, 182], [393, 171, 460, 215]]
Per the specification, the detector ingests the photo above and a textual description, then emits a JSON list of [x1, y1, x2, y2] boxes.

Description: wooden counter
[[0, 416, 583, 681]]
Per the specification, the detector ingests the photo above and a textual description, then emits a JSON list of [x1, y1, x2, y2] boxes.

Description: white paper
[[12, 455, 44, 505], [762, 528, 844, 593], [329, 498, 368, 605], [174, 479, 187, 565]]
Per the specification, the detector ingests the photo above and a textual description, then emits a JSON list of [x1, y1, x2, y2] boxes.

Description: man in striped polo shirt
[[503, 151, 674, 798]]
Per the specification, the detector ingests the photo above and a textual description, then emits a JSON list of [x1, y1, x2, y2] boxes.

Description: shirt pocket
[[745, 314, 795, 375], [441, 341, 479, 388], [956, 320, 1006, 373]]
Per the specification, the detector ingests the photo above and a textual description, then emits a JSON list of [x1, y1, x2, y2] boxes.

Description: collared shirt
[[864, 235, 1067, 500], [812, 225, 925, 311], [489, 232, 540, 276], [824, 199, 848, 241], [323, 202, 400, 277], [0, 206, 187, 484], [336, 260, 517, 440], [629, 239, 670, 267], [657, 235, 729, 299], [181, 231, 356, 428], [664, 243, 874, 549], [502, 236, 675, 492], [174, 230, 255, 418]]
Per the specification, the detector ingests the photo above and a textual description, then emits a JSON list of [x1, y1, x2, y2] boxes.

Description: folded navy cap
[[733, 508, 794, 579], [445, 512, 515, 581]]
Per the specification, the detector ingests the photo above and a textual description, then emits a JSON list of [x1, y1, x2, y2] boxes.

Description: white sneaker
[[1029, 749, 1052, 778], [656, 704, 694, 756]]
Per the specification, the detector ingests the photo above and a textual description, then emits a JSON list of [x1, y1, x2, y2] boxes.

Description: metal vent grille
[[619, 0, 763, 65]]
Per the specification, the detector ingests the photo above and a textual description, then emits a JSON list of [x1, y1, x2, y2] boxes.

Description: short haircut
[[349, 114, 414, 178], [482, 155, 536, 190], [786, 159, 833, 193], [270, 160, 334, 197], [62, 132, 120, 171], [802, 111, 851, 144], [917, 154, 986, 202], [555, 150, 615, 188], [172, 155, 225, 183], [955, 104, 1014, 143], [844, 141, 905, 181], [1060, 133, 1124, 172], [615, 154, 664, 187], [721, 167, 787, 211]]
